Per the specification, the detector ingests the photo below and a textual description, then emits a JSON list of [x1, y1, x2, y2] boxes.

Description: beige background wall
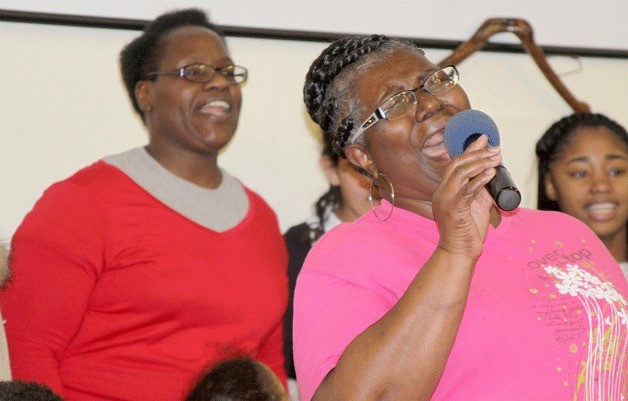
[[1, 1, 627, 239]]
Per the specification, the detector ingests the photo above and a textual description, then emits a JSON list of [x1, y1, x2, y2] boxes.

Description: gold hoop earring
[[368, 172, 395, 221]]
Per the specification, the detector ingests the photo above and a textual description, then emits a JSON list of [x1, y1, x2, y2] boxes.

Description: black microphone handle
[[486, 165, 521, 211]]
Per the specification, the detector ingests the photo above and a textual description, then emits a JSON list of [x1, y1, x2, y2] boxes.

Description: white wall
[[2, 0, 627, 50], [1, 3, 627, 240]]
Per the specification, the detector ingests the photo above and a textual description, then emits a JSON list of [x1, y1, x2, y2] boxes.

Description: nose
[[202, 71, 232, 90], [413, 91, 444, 123], [589, 171, 612, 194]]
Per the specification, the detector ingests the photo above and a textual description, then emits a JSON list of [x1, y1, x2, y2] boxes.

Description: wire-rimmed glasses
[[145, 63, 248, 84], [347, 65, 459, 144]]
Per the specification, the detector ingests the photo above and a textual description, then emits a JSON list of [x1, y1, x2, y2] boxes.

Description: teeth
[[204, 100, 230, 110], [588, 203, 616, 212]]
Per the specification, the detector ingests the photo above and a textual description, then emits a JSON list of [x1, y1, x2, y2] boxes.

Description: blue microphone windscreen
[[444, 110, 500, 156]]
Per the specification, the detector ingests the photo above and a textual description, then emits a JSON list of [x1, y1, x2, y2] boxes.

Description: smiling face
[[136, 26, 242, 157], [346, 49, 471, 202], [545, 126, 628, 241]]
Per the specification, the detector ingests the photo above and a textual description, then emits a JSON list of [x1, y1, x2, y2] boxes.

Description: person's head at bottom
[[0, 381, 64, 401], [185, 357, 290, 401]]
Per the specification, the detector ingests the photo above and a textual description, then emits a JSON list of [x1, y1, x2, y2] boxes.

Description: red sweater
[[1, 161, 288, 401]]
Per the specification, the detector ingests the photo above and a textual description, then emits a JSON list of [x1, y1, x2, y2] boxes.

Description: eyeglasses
[[145, 63, 248, 84], [347, 65, 459, 144]]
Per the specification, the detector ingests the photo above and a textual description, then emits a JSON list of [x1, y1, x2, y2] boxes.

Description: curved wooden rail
[[438, 18, 590, 112]]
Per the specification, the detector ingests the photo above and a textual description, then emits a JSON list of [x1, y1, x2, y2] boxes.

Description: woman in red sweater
[[1, 8, 288, 401]]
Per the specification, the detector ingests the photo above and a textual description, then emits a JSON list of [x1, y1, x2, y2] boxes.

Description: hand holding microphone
[[444, 110, 521, 211]]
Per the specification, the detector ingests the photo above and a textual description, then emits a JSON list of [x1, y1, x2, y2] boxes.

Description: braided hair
[[303, 35, 424, 158], [535, 112, 627, 211], [119, 8, 224, 121]]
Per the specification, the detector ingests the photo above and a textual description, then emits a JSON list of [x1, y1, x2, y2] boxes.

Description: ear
[[135, 80, 153, 113], [345, 144, 377, 178], [544, 173, 558, 201], [319, 155, 340, 186]]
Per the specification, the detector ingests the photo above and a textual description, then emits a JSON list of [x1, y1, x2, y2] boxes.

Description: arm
[[310, 137, 501, 401], [0, 182, 103, 396]]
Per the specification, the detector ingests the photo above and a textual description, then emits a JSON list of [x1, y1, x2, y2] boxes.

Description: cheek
[[231, 87, 243, 110], [552, 181, 584, 208], [442, 86, 471, 109]]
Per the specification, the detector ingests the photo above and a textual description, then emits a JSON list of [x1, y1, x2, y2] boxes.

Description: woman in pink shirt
[[293, 35, 628, 401]]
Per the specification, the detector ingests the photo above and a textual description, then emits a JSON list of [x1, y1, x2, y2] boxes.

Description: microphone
[[444, 110, 521, 211]]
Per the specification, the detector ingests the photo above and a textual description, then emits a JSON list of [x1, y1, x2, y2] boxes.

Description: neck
[[144, 144, 222, 189], [600, 227, 628, 264], [334, 204, 362, 223]]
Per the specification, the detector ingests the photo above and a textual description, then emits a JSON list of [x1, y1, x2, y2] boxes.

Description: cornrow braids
[[303, 35, 424, 158], [535, 112, 627, 210]]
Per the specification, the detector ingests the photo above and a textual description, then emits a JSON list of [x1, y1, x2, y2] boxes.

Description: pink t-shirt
[[293, 203, 628, 401]]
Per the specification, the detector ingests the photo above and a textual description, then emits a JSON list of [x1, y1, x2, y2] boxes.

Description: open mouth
[[422, 132, 448, 159], [585, 202, 618, 221], [198, 99, 231, 116]]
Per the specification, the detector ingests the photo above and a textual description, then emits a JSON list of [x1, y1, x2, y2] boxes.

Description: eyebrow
[[566, 154, 627, 164], [374, 67, 440, 104], [416, 68, 438, 84]]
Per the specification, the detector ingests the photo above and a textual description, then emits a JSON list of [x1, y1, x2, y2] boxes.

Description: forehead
[[159, 26, 229, 64], [567, 126, 627, 152], [354, 49, 434, 104]]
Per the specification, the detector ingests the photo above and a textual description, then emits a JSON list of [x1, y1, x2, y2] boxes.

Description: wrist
[[435, 244, 480, 266]]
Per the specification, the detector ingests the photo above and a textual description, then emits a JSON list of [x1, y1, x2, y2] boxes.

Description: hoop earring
[[368, 172, 395, 221]]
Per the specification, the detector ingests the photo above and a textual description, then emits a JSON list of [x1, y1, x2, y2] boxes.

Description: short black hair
[[119, 8, 224, 120], [185, 357, 282, 401], [0, 381, 64, 401], [535, 112, 627, 210]]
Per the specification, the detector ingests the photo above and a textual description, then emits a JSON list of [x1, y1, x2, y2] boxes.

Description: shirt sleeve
[[293, 269, 393, 401], [0, 181, 104, 396]]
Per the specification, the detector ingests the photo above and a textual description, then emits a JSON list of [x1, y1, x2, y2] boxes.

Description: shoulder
[[29, 161, 118, 206], [241, 185, 276, 215], [12, 162, 120, 257], [300, 217, 386, 280], [284, 222, 312, 246], [507, 208, 607, 246], [44, 160, 132, 198], [513, 208, 592, 231]]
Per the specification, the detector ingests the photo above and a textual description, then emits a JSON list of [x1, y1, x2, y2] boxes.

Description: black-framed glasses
[[145, 63, 248, 84], [347, 65, 459, 144]]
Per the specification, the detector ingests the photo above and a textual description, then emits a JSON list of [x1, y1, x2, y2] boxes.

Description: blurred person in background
[[283, 129, 372, 400], [536, 112, 627, 280]]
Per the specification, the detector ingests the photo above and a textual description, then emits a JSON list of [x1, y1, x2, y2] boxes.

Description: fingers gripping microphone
[[444, 110, 521, 211]]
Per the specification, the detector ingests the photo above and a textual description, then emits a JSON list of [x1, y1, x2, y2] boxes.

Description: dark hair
[[119, 8, 224, 121], [185, 357, 282, 401], [0, 381, 64, 401], [535, 112, 628, 210], [303, 34, 424, 158]]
